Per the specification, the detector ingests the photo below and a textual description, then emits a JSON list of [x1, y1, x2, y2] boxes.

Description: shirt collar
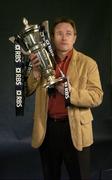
[[55, 49, 73, 63]]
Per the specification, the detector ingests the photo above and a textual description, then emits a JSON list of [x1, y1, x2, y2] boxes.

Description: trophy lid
[[23, 17, 30, 30], [20, 17, 39, 34]]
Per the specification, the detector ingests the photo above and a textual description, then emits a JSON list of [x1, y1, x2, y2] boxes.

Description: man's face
[[53, 22, 76, 53]]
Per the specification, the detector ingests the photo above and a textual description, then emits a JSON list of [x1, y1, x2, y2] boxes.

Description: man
[[26, 17, 103, 180]]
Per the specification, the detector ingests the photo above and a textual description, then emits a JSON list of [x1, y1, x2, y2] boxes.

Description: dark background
[[0, 0, 111, 179]]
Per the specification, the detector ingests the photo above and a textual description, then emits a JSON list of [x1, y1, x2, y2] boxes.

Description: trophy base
[[43, 76, 65, 88]]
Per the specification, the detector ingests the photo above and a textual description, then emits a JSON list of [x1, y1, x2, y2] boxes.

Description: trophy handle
[[9, 35, 30, 55], [42, 21, 50, 40]]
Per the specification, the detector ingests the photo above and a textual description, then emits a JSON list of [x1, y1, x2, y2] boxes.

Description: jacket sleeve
[[26, 70, 40, 96], [70, 61, 103, 108]]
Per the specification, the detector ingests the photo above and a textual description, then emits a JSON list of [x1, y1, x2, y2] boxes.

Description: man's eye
[[66, 33, 72, 36], [56, 32, 62, 36]]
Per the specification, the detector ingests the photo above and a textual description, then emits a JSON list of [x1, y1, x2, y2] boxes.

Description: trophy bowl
[[9, 17, 64, 88]]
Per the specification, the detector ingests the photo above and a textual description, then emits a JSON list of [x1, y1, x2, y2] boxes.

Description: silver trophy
[[9, 17, 64, 88]]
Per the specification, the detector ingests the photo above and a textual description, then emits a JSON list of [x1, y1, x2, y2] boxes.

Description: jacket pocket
[[80, 108, 93, 124]]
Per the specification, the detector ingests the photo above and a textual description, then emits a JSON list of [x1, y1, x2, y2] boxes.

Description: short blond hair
[[51, 17, 77, 36]]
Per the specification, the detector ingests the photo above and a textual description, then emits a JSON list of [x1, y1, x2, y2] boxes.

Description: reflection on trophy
[[9, 17, 65, 88]]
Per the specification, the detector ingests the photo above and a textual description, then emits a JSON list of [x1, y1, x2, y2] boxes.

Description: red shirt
[[48, 50, 73, 119]]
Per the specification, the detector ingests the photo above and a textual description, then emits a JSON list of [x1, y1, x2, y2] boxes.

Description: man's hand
[[55, 77, 71, 95], [29, 53, 41, 80], [55, 82, 65, 95]]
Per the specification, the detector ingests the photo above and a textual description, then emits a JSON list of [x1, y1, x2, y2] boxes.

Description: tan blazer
[[26, 49, 103, 151]]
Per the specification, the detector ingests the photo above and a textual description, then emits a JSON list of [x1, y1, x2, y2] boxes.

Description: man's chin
[[59, 48, 70, 52]]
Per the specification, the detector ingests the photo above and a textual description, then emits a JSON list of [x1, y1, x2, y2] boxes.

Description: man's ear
[[73, 35, 77, 44]]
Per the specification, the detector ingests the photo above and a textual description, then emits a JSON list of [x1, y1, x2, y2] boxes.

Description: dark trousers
[[39, 118, 91, 180]]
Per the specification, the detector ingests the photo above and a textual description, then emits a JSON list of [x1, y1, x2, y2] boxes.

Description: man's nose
[[62, 34, 67, 40]]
